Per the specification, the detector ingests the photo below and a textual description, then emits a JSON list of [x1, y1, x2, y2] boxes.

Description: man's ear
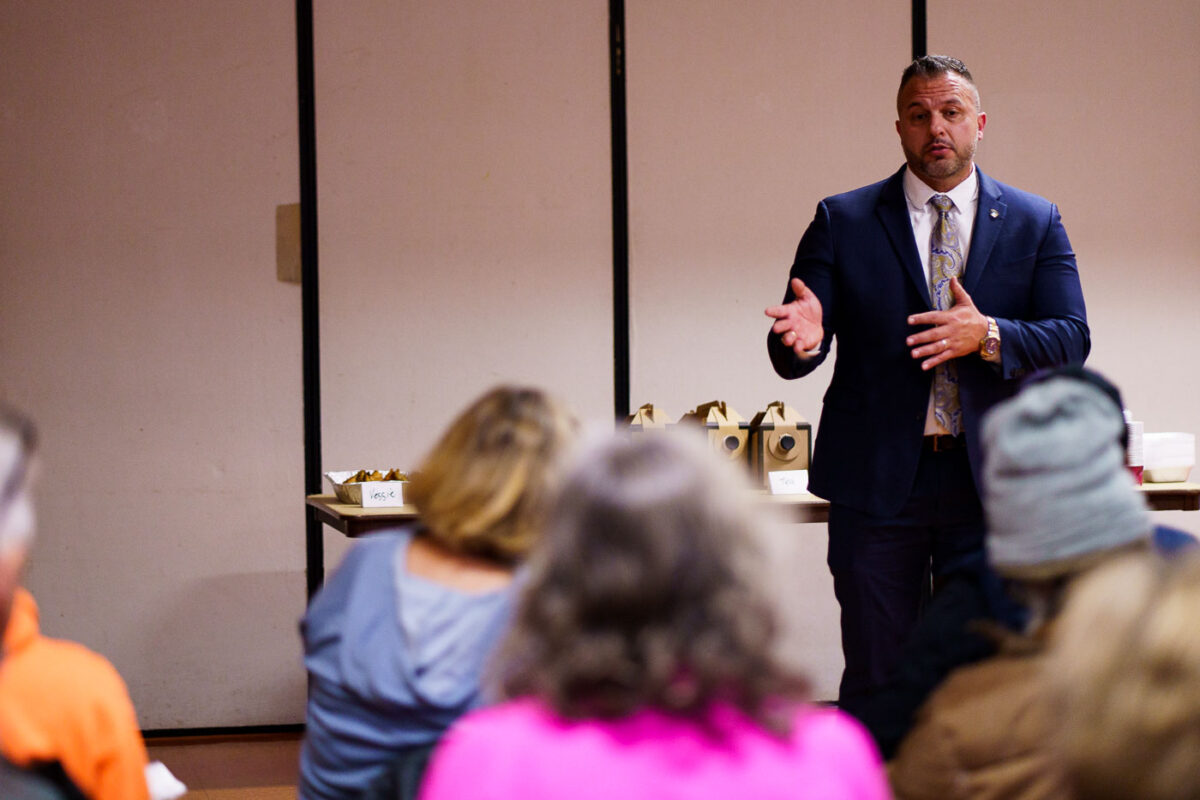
[[976, 111, 987, 140]]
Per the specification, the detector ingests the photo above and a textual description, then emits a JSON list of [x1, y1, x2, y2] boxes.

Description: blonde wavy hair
[[1047, 549, 1200, 800], [406, 386, 574, 564]]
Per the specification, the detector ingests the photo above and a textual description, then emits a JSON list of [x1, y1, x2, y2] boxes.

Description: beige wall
[[1, 1, 1196, 727], [311, 0, 615, 571], [625, 0, 910, 700], [0, 2, 306, 727]]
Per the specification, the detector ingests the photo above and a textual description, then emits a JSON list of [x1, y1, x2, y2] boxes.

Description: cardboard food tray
[[324, 470, 409, 506]]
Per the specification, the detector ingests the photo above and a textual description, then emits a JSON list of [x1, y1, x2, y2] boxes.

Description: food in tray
[[346, 468, 409, 483]]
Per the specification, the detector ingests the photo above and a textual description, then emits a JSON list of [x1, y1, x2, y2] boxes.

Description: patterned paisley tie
[[929, 194, 963, 436]]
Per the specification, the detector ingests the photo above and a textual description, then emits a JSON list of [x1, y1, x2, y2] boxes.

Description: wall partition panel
[[0, 1, 306, 728], [625, 1, 911, 699], [930, 0, 1200, 536], [314, 1, 613, 572], [626, 1, 909, 418]]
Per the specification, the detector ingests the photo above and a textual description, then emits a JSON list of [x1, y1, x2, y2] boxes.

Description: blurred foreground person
[[1048, 551, 1200, 800], [889, 376, 1158, 800], [0, 405, 179, 800], [856, 367, 1194, 759], [300, 387, 575, 800], [419, 433, 891, 800]]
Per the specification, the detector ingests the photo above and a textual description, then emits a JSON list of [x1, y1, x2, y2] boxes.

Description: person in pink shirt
[[420, 433, 891, 800]]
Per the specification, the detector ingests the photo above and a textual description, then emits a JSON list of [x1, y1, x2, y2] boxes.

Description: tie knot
[[926, 195, 955, 214], [931, 194, 954, 213]]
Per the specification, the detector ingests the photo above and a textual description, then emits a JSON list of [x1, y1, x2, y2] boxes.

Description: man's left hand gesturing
[[905, 277, 988, 370]]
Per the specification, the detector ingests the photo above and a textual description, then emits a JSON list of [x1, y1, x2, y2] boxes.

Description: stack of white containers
[[1142, 432, 1196, 483]]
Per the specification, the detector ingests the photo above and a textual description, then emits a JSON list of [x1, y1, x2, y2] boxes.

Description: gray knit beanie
[[982, 377, 1151, 579]]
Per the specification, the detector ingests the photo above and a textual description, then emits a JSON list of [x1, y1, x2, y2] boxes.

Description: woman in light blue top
[[299, 387, 574, 800]]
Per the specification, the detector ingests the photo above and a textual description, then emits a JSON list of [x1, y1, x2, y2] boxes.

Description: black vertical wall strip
[[912, 0, 927, 59], [297, 0, 324, 602], [609, 0, 631, 421]]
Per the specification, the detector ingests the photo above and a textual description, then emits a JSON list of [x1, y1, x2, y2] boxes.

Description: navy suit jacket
[[769, 166, 1090, 517]]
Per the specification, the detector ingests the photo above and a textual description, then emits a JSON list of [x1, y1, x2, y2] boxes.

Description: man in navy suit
[[764, 55, 1089, 715]]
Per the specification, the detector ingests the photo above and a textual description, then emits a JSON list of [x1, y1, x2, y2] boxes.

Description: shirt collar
[[903, 164, 979, 213]]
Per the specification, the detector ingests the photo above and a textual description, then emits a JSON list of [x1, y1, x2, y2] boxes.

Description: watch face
[[982, 338, 1000, 356]]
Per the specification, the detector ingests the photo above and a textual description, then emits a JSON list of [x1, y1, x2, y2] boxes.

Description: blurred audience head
[[494, 432, 807, 730], [1047, 551, 1200, 800], [1021, 364, 1129, 447], [982, 371, 1151, 584], [407, 385, 575, 564], [0, 403, 38, 635]]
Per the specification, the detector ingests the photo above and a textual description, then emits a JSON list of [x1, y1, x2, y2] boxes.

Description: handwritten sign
[[767, 469, 809, 496], [361, 481, 407, 508]]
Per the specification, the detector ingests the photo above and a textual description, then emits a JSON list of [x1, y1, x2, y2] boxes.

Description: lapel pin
[[989, 208, 999, 219]]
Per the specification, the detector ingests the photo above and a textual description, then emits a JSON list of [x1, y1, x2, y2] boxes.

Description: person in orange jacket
[[0, 404, 169, 800]]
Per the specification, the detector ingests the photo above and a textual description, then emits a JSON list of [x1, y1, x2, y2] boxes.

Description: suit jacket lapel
[[964, 169, 1007, 294], [876, 168, 932, 308]]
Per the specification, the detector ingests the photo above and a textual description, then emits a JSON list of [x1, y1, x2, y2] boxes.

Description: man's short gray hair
[[898, 54, 981, 113]]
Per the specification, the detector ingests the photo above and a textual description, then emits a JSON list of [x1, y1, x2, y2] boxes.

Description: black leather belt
[[923, 434, 966, 452]]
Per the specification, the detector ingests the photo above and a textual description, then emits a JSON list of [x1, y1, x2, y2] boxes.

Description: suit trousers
[[827, 445, 985, 718]]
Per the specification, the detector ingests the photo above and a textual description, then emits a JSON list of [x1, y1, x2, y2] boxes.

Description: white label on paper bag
[[361, 481, 406, 507], [768, 469, 809, 495]]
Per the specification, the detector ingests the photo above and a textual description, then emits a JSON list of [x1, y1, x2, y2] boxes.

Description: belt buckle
[[928, 434, 956, 452]]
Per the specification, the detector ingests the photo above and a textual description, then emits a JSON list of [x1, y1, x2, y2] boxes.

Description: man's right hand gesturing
[[765, 277, 824, 358]]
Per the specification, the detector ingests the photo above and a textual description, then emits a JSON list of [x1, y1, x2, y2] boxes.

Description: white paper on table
[[360, 480, 407, 507], [767, 469, 809, 495]]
